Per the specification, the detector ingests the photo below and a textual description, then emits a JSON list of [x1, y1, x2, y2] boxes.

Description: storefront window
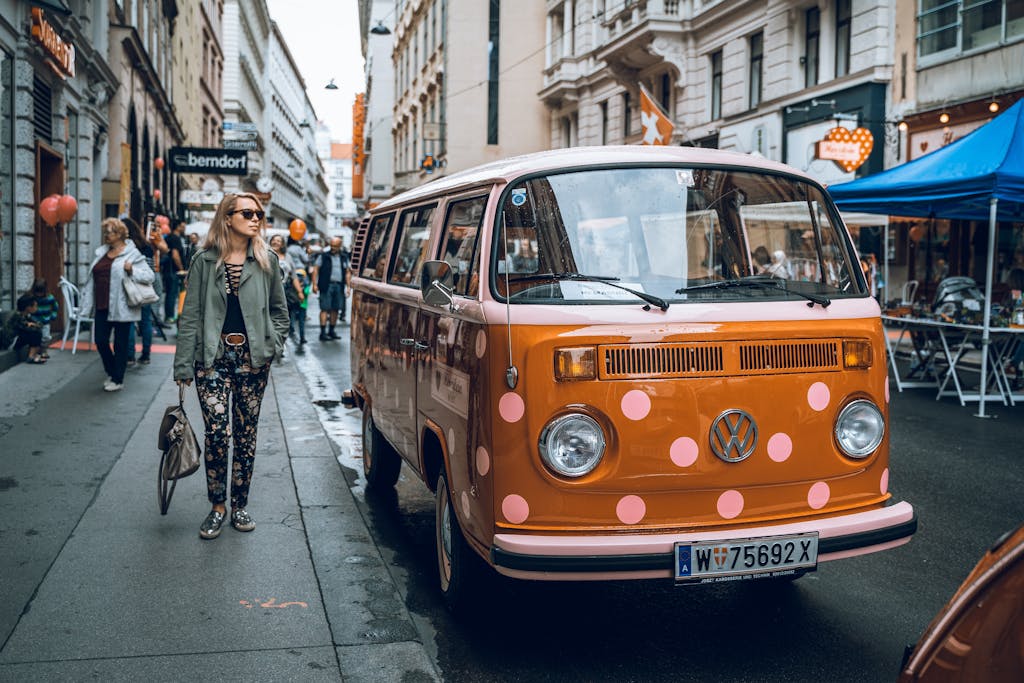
[[0, 50, 13, 310]]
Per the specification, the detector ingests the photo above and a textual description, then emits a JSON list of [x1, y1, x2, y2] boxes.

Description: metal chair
[[58, 276, 94, 354]]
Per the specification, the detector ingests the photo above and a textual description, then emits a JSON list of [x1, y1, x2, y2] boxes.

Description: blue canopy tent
[[828, 98, 1024, 416]]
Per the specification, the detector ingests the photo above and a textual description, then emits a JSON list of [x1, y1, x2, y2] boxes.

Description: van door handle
[[414, 342, 428, 351], [400, 338, 416, 346]]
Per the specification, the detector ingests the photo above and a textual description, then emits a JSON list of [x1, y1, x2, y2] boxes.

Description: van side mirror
[[420, 260, 456, 310]]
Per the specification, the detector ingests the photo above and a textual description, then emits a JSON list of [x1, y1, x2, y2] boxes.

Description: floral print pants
[[194, 344, 270, 508]]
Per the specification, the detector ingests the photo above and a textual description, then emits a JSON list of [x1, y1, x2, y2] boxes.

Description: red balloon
[[56, 195, 78, 223], [154, 157, 164, 170], [39, 195, 60, 227], [289, 219, 307, 241], [153, 188, 162, 201]]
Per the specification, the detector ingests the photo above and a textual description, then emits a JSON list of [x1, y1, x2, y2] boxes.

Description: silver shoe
[[231, 508, 256, 532], [199, 510, 226, 539]]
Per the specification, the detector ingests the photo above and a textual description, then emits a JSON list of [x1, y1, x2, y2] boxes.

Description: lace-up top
[[221, 262, 246, 334]]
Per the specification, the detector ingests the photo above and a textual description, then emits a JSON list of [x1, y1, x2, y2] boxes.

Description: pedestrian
[[174, 193, 289, 540], [286, 235, 308, 274], [81, 217, 155, 392], [269, 234, 306, 344], [312, 236, 350, 340], [124, 217, 159, 365], [12, 293, 47, 364], [162, 220, 186, 323], [29, 278, 58, 345]]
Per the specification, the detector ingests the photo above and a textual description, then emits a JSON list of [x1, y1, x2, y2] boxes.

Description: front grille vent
[[739, 340, 840, 373], [601, 343, 725, 379], [597, 339, 843, 380]]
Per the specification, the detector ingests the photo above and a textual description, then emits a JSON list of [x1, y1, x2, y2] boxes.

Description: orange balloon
[[289, 219, 307, 241], [56, 195, 78, 223], [154, 157, 164, 170], [39, 195, 60, 227], [153, 188, 162, 201], [909, 226, 924, 243]]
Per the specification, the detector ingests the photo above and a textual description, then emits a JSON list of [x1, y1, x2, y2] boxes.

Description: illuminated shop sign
[[30, 8, 76, 78]]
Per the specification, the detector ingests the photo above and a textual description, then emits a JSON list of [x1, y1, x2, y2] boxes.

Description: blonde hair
[[204, 193, 272, 271], [101, 217, 129, 242]]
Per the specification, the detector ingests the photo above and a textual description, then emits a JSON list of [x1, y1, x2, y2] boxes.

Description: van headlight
[[834, 400, 885, 458], [539, 413, 606, 477]]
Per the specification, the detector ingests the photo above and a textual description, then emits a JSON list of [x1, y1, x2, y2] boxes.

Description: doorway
[[35, 142, 65, 334]]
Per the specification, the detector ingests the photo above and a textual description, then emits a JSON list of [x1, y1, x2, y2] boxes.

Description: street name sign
[[224, 139, 258, 150], [223, 121, 259, 132], [169, 147, 248, 176]]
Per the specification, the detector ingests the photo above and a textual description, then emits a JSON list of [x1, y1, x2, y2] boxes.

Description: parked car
[[899, 522, 1024, 682]]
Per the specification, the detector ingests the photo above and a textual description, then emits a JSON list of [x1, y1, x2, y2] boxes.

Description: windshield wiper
[[676, 275, 831, 308], [512, 272, 669, 311]]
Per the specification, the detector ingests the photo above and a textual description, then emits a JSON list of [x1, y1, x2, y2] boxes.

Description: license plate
[[675, 533, 818, 583]]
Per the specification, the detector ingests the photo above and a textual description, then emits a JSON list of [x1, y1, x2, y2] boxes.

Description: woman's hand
[[176, 378, 193, 387], [124, 260, 133, 275]]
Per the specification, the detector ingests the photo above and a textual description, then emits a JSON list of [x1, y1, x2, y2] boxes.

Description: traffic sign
[[224, 130, 258, 140], [224, 139, 258, 150]]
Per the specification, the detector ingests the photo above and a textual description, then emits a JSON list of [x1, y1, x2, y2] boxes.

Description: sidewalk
[[0, 330, 438, 680]]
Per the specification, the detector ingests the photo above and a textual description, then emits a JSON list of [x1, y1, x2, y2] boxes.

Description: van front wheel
[[361, 408, 401, 489], [435, 469, 481, 612]]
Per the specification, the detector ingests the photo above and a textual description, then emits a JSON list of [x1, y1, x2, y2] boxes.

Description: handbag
[[157, 384, 201, 514], [123, 275, 160, 307]]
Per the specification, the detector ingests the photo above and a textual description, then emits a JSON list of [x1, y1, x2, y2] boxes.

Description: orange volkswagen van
[[346, 146, 916, 607]]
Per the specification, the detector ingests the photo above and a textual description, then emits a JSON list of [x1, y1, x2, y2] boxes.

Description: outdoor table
[[881, 315, 1024, 407]]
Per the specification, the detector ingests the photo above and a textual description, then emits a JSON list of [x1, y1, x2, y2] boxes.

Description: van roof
[[373, 145, 817, 212]]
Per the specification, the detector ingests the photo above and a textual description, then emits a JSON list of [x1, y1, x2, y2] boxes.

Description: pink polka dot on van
[[498, 392, 525, 423], [767, 433, 793, 462], [716, 490, 744, 519], [621, 390, 651, 420], [616, 495, 646, 524], [669, 437, 699, 467], [476, 446, 490, 476], [502, 494, 529, 524], [807, 382, 830, 411], [807, 481, 830, 509]]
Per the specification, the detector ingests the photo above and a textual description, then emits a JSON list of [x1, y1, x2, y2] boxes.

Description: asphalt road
[[298, 330, 1024, 683]]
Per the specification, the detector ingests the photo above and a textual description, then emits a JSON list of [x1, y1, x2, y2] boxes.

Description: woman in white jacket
[[81, 217, 155, 391]]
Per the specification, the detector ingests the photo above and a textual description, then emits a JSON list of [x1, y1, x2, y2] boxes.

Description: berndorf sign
[[168, 147, 248, 176]]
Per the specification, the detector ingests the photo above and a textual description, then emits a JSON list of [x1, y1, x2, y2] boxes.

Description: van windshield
[[494, 166, 865, 305]]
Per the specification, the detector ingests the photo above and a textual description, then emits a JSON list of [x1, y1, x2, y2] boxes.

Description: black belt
[[222, 332, 247, 347]]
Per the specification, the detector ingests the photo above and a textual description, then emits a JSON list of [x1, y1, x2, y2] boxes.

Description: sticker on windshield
[[676, 170, 694, 187], [511, 189, 527, 206]]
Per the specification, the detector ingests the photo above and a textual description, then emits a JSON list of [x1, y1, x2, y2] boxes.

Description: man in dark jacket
[[312, 237, 350, 340]]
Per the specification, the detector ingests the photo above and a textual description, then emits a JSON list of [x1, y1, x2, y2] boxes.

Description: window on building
[[599, 101, 608, 145], [487, 0, 500, 144], [622, 91, 631, 139], [659, 72, 672, 113], [805, 6, 820, 87], [917, 0, 1023, 57], [835, 0, 851, 77], [710, 50, 723, 120], [749, 32, 763, 109]]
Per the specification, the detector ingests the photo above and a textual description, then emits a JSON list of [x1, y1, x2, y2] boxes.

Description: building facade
[[542, 0, 894, 189], [390, 0, 549, 193], [222, 0, 270, 205], [265, 22, 326, 233], [0, 1, 117, 317], [358, 0, 395, 210], [317, 128, 358, 243], [172, 0, 225, 206]]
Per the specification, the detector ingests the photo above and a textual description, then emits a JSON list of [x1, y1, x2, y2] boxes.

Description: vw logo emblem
[[709, 410, 758, 463]]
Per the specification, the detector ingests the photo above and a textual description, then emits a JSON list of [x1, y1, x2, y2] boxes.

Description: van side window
[[389, 204, 436, 286], [438, 196, 487, 297], [361, 213, 395, 281]]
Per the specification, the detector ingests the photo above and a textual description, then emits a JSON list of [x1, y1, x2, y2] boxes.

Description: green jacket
[[173, 246, 289, 380]]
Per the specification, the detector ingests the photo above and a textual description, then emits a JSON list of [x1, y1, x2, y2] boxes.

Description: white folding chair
[[901, 280, 919, 305], [59, 276, 94, 354]]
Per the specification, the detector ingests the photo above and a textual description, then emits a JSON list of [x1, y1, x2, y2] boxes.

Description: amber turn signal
[[843, 340, 873, 369], [554, 347, 597, 381]]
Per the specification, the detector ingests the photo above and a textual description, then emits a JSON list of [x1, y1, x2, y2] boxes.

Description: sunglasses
[[229, 208, 265, 221]]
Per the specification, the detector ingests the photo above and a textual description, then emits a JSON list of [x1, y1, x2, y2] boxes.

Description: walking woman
[[173, 193, 289, 539], [82, 217, 155, 392]]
